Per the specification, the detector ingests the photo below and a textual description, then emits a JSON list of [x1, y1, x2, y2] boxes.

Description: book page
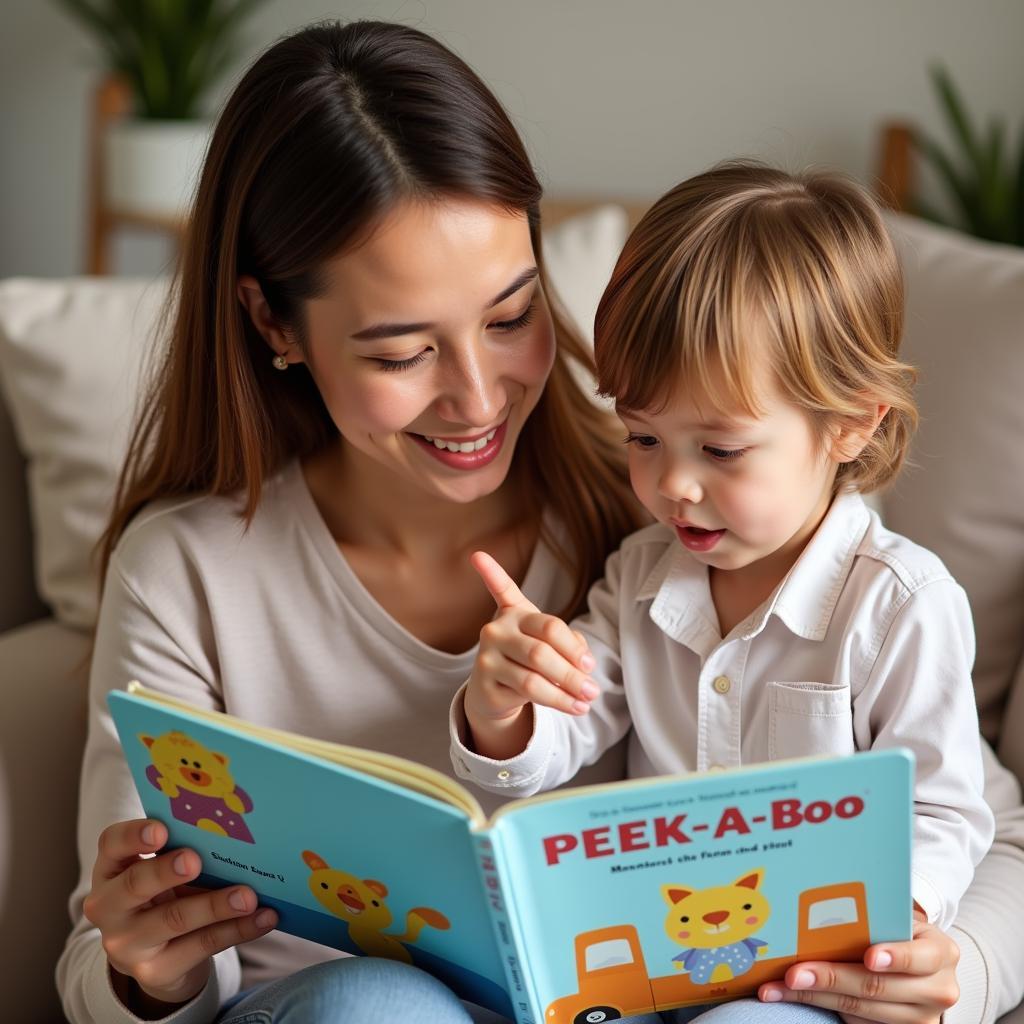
[[127, 682, 486, 822]]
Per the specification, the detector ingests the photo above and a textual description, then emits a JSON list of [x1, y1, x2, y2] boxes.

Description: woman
[[55, 19, 1018, 1024]]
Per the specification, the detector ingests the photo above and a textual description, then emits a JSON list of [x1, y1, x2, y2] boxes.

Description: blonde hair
[[594, 161, 917, 493]]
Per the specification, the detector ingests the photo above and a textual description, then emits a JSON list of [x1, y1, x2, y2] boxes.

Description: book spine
[[472, 831, 537, 1024]]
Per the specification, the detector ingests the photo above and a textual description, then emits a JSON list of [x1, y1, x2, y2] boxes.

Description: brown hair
[[594, 161, 917, 493], [99, 20, 642, 617]]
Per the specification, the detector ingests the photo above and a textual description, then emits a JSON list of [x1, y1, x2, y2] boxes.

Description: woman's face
[[288, 198, 555, 505]]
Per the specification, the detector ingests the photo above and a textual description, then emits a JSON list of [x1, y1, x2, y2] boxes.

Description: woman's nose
[[436, 345, 506, 427]]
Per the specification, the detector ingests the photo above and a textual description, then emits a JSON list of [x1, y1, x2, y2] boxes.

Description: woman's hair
[[594, 161, 917, 493], [99, 20, 642, 617]]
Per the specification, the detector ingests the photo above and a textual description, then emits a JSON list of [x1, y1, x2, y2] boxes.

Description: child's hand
[[82, 818, 278, 1013], [463, 551, 599, 758], [757, 911, 959, 1024]]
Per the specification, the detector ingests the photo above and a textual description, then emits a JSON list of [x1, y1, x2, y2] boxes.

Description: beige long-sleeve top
[[56, 460, 622, 1024], [58, 462, 1024, 1023]]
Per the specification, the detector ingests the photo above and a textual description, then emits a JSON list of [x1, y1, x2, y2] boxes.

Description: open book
[[109, 683, 913, 1024]]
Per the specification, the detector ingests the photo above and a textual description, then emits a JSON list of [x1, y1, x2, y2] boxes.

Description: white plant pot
[[105, 119, 212, 219]]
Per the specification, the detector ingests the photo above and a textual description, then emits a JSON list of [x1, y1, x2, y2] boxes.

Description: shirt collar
[[636, 489, 871, 648], [769, 489, 871, 641]]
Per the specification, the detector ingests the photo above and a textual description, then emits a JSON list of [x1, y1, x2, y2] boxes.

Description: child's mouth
[[674, 524, 726, 552]]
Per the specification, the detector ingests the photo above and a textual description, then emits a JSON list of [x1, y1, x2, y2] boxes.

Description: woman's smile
[[406, 419, 508, 470]]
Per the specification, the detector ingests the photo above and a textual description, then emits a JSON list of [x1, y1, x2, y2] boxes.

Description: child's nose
[[657, 463, 703, 504]]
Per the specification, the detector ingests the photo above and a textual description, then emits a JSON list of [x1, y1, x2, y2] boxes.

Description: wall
[[2, 0, 1023, 277]]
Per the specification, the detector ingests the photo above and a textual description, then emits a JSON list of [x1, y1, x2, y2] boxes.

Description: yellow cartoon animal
[[140, 730, 255, 843], [301, 850, 450, 962], [662, 869, 771, 985]]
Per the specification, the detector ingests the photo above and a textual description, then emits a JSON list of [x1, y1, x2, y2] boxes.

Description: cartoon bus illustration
[[545, 882, 869, 1024]]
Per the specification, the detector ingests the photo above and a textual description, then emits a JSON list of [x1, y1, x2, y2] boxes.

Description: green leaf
[[929, 64, 988, 180], [51, 0, 270, 119], [911, 127, 983, 232], [1014, 120, 1024, 246]]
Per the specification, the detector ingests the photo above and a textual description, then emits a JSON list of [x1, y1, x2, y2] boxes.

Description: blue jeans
[[661, 999, 840, 1024], [215, 958, 839, 1024], [214, 958, 660, 1023]]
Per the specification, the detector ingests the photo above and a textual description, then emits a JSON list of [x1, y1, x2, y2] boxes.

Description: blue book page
[[491, 750, 912, 1022], [108, 691, 513, 1018]]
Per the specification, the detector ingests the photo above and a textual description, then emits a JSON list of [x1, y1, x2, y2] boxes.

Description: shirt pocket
[[766, 681, 855, 762]]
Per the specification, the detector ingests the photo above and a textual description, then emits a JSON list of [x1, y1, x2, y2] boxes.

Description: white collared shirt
[[452, 490, 995, 929]]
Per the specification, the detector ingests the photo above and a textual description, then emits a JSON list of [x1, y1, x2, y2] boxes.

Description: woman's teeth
[[422, 428, 497, 453]]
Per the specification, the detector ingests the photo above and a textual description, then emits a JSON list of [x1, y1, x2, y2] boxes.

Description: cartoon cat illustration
[[140, 730, 255, 843], [662, 868, 771, 984], [302, 850, 450, 962]]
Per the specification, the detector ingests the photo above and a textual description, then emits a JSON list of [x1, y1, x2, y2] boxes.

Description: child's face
[[618, 370, 839, 582]]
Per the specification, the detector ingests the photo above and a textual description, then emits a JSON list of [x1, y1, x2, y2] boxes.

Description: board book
[[109, 682, 913, 1024]]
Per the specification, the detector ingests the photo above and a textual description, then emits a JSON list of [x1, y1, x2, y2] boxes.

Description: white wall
[[3, 0, 1023, 277]]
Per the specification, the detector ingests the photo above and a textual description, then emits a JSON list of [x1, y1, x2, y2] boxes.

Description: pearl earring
[[272, 354, 288, 371]]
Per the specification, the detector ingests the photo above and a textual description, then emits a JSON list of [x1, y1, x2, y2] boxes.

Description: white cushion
[[0, 207, 629, 630], [881, 213, 1024, 741]]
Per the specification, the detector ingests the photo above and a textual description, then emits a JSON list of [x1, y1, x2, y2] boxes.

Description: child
[[450, 162, 994, 943]]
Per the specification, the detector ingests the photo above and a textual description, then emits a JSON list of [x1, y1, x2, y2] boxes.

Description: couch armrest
[[0, 619, 91, 1023]]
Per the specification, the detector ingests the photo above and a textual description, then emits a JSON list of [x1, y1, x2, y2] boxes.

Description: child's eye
[[489, 302, 536, 333], [624, 432, 659, 449], [374, 350, 431, 372], [704, 445, 746, 461]]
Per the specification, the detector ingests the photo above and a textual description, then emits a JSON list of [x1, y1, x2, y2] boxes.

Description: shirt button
[[497, 769, 511, 780], [712, 675, 731, 695]]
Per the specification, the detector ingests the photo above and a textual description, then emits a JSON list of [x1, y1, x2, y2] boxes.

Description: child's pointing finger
[[471, 550, 538, 612]]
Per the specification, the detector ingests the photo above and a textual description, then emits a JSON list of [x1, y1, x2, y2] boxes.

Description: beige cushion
[[0, 618, 91, 1023], [881, 213, 1024, 742], [0, 207, 629, 632], [0, 277, 167, 629]]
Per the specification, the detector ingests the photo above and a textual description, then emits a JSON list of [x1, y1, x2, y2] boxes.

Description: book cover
[[489, 751, 912, 1020], [108, 685, 912, 1024]]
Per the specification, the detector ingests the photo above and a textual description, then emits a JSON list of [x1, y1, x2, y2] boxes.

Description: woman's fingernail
[[580, 653, 596, 671], [761, 988, 784, 1002], [255, 909, 277, 929], [874, 950, 893, 969], [791, 970, 816, 989], [229, 889, 249, 912], [581, 680, 599, 699], [142, 824, 157, 846], [173, 852, 191, 876]]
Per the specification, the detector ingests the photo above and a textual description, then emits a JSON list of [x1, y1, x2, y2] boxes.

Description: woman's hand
[[83, 818, 278, 1013], [463, 551, 598, 759], [757, 912, 960, 1024]]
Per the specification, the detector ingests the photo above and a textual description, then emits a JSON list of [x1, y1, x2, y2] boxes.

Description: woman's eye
[[489, 302, 536, 333], [374, 350, 430, 373], [624, 433, 659, 449], [704, 445, 746, 461]]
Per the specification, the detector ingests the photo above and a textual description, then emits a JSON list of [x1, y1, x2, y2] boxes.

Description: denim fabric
[[660, 998, 840, 1024], [215, 958, 829, 1024]]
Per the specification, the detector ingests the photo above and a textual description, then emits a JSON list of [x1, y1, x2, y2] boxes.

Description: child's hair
[[594, 160, 917, 493]]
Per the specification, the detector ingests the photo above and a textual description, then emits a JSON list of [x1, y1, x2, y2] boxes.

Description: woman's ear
[[829, 403, 891, 464], [236, 275, 304, 366]]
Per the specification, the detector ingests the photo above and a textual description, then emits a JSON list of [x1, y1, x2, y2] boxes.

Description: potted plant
[[911, 64, 1024, 248], [55, 0, 270, 219]]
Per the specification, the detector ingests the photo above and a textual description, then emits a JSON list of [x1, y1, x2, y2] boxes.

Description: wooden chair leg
[[875, 122, 915, 214], [86, 76, 133, 275]]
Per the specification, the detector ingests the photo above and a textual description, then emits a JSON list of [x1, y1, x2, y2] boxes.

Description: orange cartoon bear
[[302, 849, 449, 962], [140, 730, 255, 843]]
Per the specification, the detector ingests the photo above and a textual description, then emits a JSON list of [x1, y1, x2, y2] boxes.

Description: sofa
[[1, 208, 1023, 1023]]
